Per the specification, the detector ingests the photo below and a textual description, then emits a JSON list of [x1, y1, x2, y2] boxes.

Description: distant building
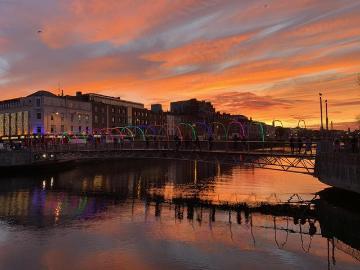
[[0, 90, 92, 137], [132, 107, 166, 126], [74, 92, 144, 131], [151, 104, 163, 113], [170, 99, 215, 115]]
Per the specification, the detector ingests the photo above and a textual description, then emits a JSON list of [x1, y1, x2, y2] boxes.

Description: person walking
[[184, 135, 190, 149], [232, 134, 239, 150], [351, 136, 358, 153], [304, 137, 312, 155], [289, 136, 295, 154], [208, 135, 214, 151], [145, 136, 150, 149], [174, 135, 181, 151], [195, 135, 201, 151], [297, 137, 303, 154]]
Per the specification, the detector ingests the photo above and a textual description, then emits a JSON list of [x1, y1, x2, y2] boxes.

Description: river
[[0, 159, 359, 270]]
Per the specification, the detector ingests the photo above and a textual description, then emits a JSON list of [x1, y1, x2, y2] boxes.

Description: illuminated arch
[[227, 121, 246, 139], [179, 123, 197, 140], [173, 124, 184, 140], [144, 125, 157, 137], [272, 120, 283, 127], [194, 122, 211, 137], [120, 126, 136, 140], [297, 120, 306, 129], [210, 122, 228, 140], [124, 125, 145, 141], [254, 122, 265, 142]]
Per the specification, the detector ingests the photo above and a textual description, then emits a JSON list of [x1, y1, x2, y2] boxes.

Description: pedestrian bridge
[[26, 140, 316, 174]]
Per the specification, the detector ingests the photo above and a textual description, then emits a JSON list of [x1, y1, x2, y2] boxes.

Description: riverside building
[[0, 90, 91, 139], [73, 92, 144, 131]]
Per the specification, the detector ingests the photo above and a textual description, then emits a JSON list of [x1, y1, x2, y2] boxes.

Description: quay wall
[[0, 151, 32, 167], [315, 152, 360, 194]]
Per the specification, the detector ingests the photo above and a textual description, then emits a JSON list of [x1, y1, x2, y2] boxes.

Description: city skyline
[[0, 0, 360, 130]]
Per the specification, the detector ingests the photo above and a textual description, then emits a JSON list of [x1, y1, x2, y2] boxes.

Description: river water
[[0, 159, 359, 270]]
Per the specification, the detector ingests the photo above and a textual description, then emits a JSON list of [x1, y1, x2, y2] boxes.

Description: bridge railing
[[24, 140, 317, 156]]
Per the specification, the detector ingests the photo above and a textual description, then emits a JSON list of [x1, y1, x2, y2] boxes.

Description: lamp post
[[325, 99, 329, 131], [319, 93, 323, 130]]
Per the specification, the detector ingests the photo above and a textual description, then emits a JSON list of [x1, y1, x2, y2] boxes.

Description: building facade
[[0, 90, 92, 138], [74, 92, 144, 131]]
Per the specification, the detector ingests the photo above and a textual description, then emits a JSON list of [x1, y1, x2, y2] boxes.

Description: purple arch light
[[227, 121, 246, 139]]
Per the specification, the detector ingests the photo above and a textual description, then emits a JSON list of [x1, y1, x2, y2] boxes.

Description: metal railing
[[22, 140, 317, 156]]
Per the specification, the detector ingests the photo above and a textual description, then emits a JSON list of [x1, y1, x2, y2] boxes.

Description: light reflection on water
[[0, 159, 359, 270]]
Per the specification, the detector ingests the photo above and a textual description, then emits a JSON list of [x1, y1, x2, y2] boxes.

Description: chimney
[[76, 91, 82, 97]]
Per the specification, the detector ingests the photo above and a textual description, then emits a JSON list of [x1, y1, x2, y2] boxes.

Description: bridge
[[2, 139, 359, 194], [1, 140, 317, 174]]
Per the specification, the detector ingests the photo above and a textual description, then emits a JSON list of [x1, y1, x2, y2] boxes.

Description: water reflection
[[0, 159, 359, 269]]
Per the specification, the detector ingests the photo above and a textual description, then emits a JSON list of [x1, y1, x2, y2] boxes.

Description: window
[[51, 115, 54, 121], [50, 125, 55, 133], [36, 98, 41, 107], [94, 115, 98, 123], [78, 126, 82, 133], [37, 112, 41, 119], [94, 106, 98, 113], [85, 115, 89, 122], [61, 113, 64, 121], [111, 117, 115, 123], [61, 125, 64, 132], [71, 114, 74, 122], [111, 107, 115, 113], [37, 126, 41, 134]]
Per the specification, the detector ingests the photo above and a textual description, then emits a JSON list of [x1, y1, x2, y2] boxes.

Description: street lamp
[[325, 100, 329, 131], [319, 93, 323, 130]]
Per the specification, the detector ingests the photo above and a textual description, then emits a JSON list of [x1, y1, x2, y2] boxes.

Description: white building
[[0, 90, 92, 137]]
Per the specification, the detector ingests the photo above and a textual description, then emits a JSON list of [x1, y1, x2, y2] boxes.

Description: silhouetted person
[[304, 137, 312, 155], [232, 134, 239, 150], [351, 136, 358, 153], [153, 136, 158, 149], [174, 135, 181, 151], [297, 137, 303, 154], [145, 136, 150, 149], [184, 135, 190, 149], [208, 135, 213, 151], [113, 137, 118, 149], [289, 136, 295, 153], [334, 138, 340, 152], [195, 135, 201, 151], [120, 136, 124, 149]]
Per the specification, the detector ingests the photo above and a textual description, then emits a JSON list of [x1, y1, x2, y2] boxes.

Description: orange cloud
[[0, 0, 359, 129]]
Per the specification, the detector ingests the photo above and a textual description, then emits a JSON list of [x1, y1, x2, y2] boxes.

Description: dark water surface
[[0, 159, 359, 270]]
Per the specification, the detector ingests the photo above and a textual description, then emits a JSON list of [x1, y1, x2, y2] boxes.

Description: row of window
[[49, 125, 89, 133], [94, 106, 127, 115], [94, 115, 127, 124], [133, 111, 149, 117]]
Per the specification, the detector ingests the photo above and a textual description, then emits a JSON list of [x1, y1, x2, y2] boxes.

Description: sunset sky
[[0, 0, 359, 129]]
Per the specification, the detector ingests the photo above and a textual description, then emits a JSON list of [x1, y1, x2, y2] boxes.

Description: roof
[[27, 90, 57, 97]]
